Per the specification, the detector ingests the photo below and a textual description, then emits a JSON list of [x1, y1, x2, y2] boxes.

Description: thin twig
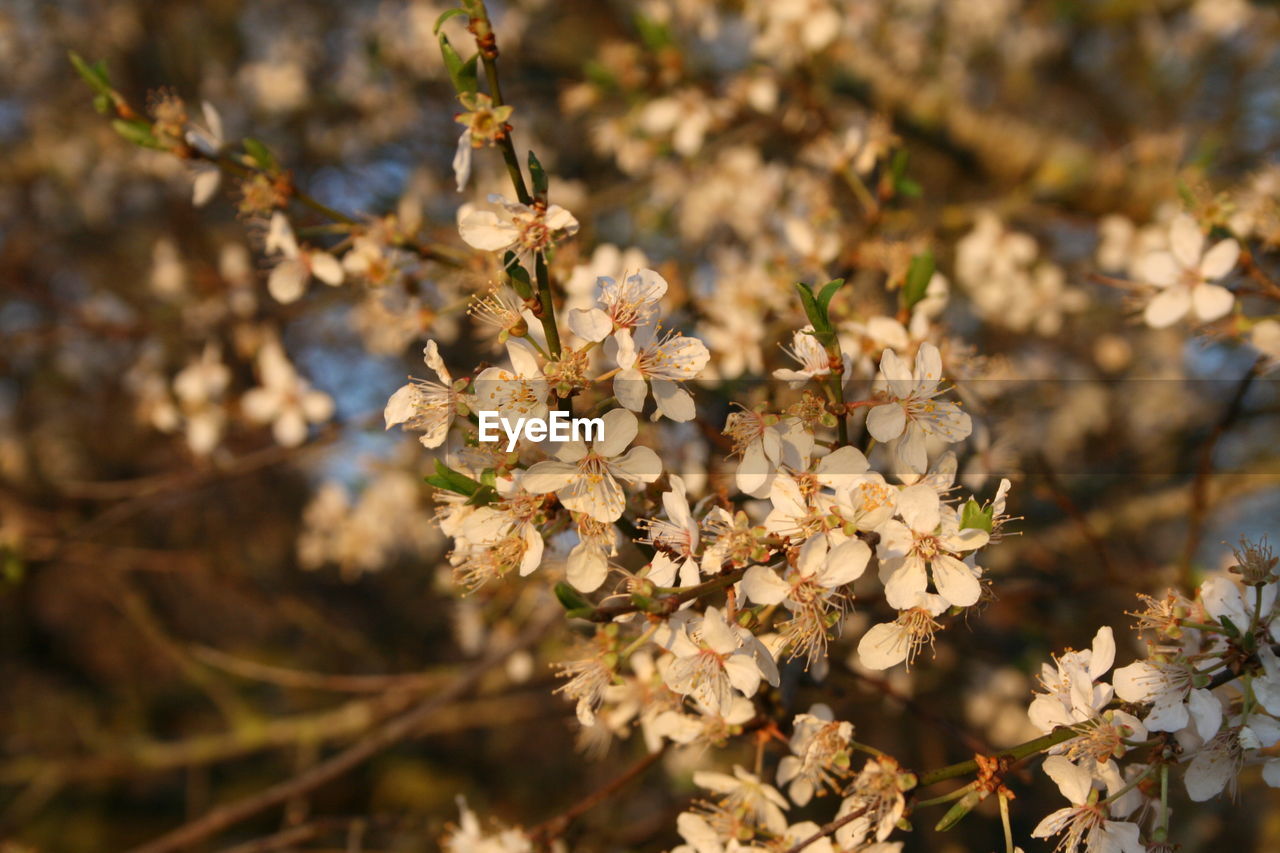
[[782, 804, 868, 853], [1181, 355, 1263, 585], [125, 612, 556, 853], [527, 745, 668, 846]]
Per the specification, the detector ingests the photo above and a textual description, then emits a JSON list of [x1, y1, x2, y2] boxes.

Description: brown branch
[[782, 804, 868, 853], [190, 645, 448, 693], [124, 611, 556, 853], [527, 745, 668, 847], [1180, 355, 1264, 586]]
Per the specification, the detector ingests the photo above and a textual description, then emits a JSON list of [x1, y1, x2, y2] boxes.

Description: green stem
[[478, 49, 530, 204], [535, 252, 562, 357], [999, 792, 1014, 853], [918, 726, 1078, 787], [915, 780, 976, 808]]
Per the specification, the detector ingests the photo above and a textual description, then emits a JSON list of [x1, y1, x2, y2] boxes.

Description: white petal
[[452, 131, 472, 192], [1191, 283, 1234, 322], [865, 403, 906, 442], [613, 368, 648, 412], [1089, 626, 1115, 679], [309, 253, 344, 286], [931, 553, 980, 607], [521, 461, 580, 494], [857, 622, 907, 670], [896, 484, 940, 532], [1143, 286, 1191, 328], [458, 209, 517, 251], [566, 542, 608, 591], [1043, 754, 1092, 804], [1200, 238, 1239, 280], [742, 565, 791, 605], [651, 378, 695, 422], [609, 445, 662, 484], [1187, 688, 1222, 741], [268, 261, 308, 304], [821, 538, 870, 587], [567, 308, 612, 342], [1169, 214, 1205, 268], [595, 408, 638, 457], [192, 168, 220, 207]]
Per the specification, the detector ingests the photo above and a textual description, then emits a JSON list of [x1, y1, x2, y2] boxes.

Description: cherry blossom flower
[[741, 535, 870, 663], [452, 92, 514, 192], [263, 212, 344, 304], [1031, 756, 1144, 853], [865, 343, 970, 474], [522, 408, 661, 522], [877, 484, 988, 609], [857, 591, 948, 671], [776, 705, 853, 806], [241, 341, 334, 447], [458, 194, 579, 256], [1137, 213, 1239, 328], [184, 101, 224, 206], [568, 268, 668, 343], [1112, 659, 1222, 740], [1028, 626, 1116, 733], [385, 340, 465, 448], [773, 326, 847, 387], [473, 339, 550, 428], [723, 410, 814, 499], [612, 323, 710, 422], [657, 607, 779, 714]]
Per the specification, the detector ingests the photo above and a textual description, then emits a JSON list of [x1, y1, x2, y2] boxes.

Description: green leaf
[[959, 497, 993, 533], [901, 250, 935, 312], [633, 14, 672, 51], [554, 581, 590, 612], [69, 52, 113, 99], [242, 137, 278, 171], [527, 150, 548, 198], [433, 7, 468, 34], [425, 460, 497, 505], [505, 255, 534, 299], [935, 790, 983, 832], [816, 278, 845, 314], [794, 282, 828, 334], [891, 148, 910, 181], [896, 177, 922, 198], [112, 119, 162, 149], [438, 34, 479, 95]]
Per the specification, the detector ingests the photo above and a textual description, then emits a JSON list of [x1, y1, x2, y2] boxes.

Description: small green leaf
[[505, 255, 534, 299], [794, 282, 828, 334], [895, 177, 922, 198], [242, 137, 278, 171], [1219, 614, 1241, 638], [438, 34, 479, 94], [425, 460, 496, 505], [959, 497, 993, 533], [816, 278, 845, 314], [891, 148, 910, 181], [69, 52, 113, 98], [554, 582, 590, 612], [433, 7, 468, 34], [527, 150, 548, 198], [935, 790, 983, 832], [112, 119, 162, 149], [633, 14, 671, 51], [901, 250, 935, 312]]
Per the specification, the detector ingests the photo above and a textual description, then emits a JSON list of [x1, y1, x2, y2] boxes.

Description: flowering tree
[[4, 0, 1280, 850]]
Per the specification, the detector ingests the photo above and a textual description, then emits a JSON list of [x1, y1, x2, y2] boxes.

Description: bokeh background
[[3, 0, 1280, 850]]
